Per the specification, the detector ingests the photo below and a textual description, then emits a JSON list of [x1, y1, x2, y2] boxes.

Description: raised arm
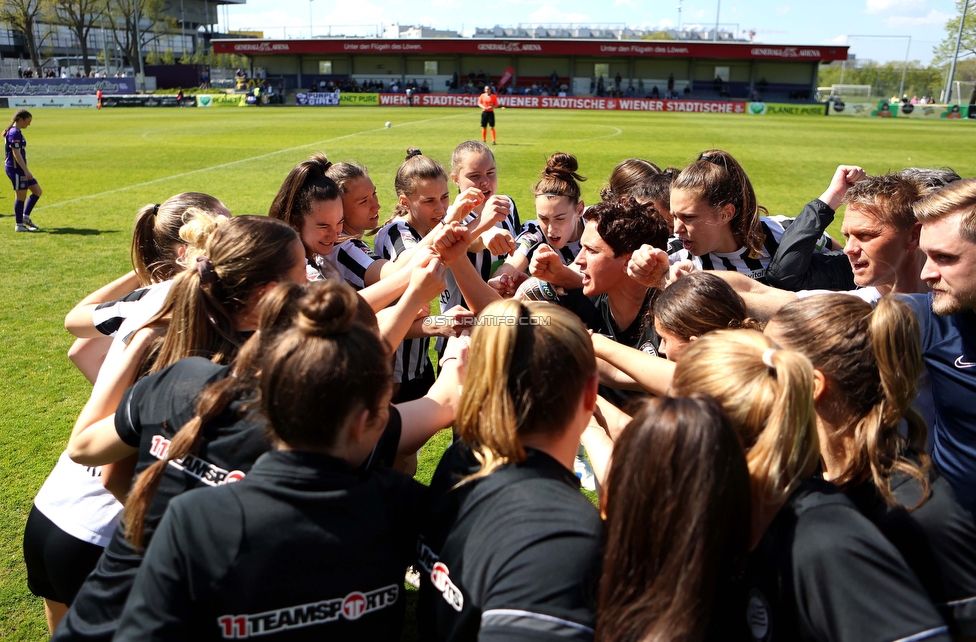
[[591, 333, 675, 398], [765, 165, 863, 291], [65, 270, 143, 338], [67, 327, 158, 466], [432, 222, 501, 314]]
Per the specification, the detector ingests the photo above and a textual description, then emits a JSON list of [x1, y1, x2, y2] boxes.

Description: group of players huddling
[[18, 123, 976, 642]]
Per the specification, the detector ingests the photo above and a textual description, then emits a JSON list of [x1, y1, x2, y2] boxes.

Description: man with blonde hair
[[904, 177, 976, 511]]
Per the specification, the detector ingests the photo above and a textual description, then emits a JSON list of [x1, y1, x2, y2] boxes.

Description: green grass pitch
[[1, 106, 975, 639]]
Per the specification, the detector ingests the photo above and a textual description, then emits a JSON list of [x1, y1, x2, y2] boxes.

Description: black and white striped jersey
[[91, 287, 153, 337], [324, 238, 381, 291], [374, 219, 432, 384], [668, 217, 787, 283], [441, 197, 520, 315], [514, 220, 581, 266], [668, 216, 835, 284]]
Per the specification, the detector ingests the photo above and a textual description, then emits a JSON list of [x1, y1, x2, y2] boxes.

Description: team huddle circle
[[19, 120, 976, 642]]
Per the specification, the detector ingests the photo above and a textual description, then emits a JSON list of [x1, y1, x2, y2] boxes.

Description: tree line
[[0, 0, 245, 75]]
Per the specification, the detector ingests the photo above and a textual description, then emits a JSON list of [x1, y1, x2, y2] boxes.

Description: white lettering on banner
[[232, 42, 290, 53], [296, 92, 340, 106], [377, 94, 745, 113], [750, 47, 821, 58], [476, 42, 543, 53]]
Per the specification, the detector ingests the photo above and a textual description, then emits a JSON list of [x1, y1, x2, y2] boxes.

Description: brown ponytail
[[123, 282, 307, 549], [672, 149, 767, 256], [130, 193, 226, 286], [672, 330, 820, 507], [269, 153, 341, 250], [652, 271, 761, 341], [145, 215, 299, 374], [3, 109, 30, 137]]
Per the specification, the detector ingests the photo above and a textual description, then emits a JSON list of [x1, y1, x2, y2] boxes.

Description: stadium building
[[213, 32, 848, 102]]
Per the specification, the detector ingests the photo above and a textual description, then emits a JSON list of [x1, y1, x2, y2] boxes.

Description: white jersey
[[99, 280, 173, 375], [35, 280, 173, 547], [796, 286, 882, 305], [33, 451, 123, 546]]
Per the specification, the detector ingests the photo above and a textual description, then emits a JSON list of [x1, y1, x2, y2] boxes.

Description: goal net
[[824, 84, 872, 99]]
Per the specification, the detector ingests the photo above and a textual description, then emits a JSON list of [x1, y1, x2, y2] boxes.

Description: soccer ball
[[385, 121, 392, 128]]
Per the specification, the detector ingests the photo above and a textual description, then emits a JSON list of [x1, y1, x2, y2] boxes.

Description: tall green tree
[[102, 0, 173, 69], [934, 0, 976, 64], [0, 0, 52, 73], [52, 0, 104, 73], [818, 61, 945, 99]]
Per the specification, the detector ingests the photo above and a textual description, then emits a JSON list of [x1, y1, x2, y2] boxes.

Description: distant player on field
[[478, 85, 498, 145], [5, 109, 42, 232]]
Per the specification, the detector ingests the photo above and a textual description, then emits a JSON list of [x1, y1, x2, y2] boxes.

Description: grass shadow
[[44, 228, 119, 236]]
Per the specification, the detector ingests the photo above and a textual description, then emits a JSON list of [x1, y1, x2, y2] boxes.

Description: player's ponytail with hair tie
[[457, 299, 595, 483], [195, 256, 219, 285], [123, 282, 307, 550], [406, 148, 424, 160], [152, 204, 160, 216]]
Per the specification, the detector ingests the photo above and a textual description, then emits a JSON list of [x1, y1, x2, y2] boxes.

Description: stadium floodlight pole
[[134, 0, 146, 92], [714, 0, 720, 40], [899, 36, 911, 100], [309, 0, 315, 38], [945, 0, 971, 103], [181, 0, 186, 56], [677, 0, 682, 32]]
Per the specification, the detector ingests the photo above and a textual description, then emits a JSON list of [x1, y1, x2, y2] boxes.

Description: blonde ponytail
[[770, 294, 931, 509], [457, 299, 595, 481], [672, 330, 820, 507]]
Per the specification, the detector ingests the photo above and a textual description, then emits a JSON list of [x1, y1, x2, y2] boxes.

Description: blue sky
[[217, 0, 959, 65]]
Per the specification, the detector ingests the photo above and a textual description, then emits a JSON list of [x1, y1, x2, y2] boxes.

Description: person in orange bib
[[478, 85, 499, 145]]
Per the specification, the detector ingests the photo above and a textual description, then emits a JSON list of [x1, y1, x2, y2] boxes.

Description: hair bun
[[296, 281, 358, 337], [305, 152, 333, 174], [406, 148, 423, 160], [543, 152, 586, 183]]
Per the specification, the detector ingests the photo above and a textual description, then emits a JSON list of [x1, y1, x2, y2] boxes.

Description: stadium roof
[[212, 38, 848, 62]]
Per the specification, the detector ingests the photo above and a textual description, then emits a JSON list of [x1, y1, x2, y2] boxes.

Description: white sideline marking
[[38, 112, 469, 211]]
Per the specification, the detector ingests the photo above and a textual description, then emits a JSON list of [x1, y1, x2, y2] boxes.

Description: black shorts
[[481, 111, 496, 128], [23, 504, 105, 605]]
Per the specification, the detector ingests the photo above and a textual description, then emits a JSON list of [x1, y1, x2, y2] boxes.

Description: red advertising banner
[[213, 38, 847, 62], [377, 93, 747, 113]]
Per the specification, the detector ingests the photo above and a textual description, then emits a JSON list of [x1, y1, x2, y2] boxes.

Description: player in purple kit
[[5, 109, 43, 232]]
